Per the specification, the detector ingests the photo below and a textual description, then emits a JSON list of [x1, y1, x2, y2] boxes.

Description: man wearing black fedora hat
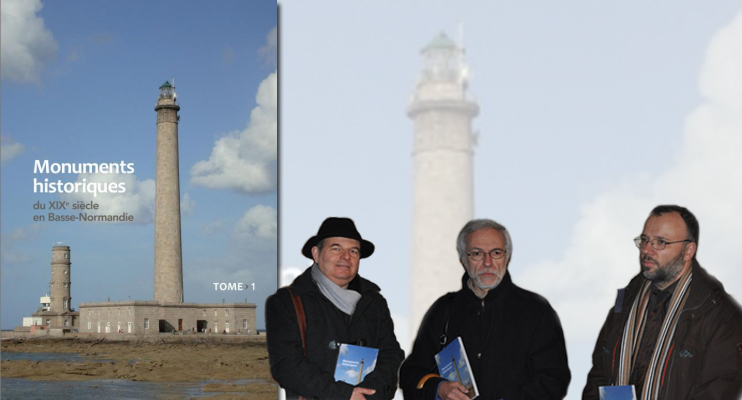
[[266, 217, 404, 400]]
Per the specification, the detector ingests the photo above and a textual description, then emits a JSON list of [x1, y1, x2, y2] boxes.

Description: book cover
[[599, 385, 637, 400], [1, 0, 277, 397], [334, 343, 379, 385], [435, 337, 479, 399]]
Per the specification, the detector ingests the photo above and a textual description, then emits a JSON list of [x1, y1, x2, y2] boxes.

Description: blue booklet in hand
[[435, 337, 479, 399], [599, 385, 637, 400], [334, 344, 379, 385]]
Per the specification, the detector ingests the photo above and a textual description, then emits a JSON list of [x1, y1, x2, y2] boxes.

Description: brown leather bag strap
[[287, 287, 307, 356]]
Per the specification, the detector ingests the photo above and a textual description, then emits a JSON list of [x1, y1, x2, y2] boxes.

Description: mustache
[[477, 269, 501, 276], [641, 254, 657, 264]]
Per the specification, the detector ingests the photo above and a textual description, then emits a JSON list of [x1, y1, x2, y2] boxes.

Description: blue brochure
[[334, 344, 379, 385], [599, 385, 637, 400], [435, 337, 479, 399]]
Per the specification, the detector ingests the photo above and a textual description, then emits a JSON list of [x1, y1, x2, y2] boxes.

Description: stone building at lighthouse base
[[79, 301, 256, 335]]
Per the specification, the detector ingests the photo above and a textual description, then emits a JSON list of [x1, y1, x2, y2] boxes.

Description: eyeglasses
[[634, 237, 691, 251], [466, 249, 506, 261]]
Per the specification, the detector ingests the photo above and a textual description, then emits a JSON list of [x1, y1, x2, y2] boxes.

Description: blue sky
[[1, 0, 277, 330], [279, 2, 742, 399]]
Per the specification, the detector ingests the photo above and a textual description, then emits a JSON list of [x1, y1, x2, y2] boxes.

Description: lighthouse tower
[[409, 33, 479, 331], [50, 244, 72, 313], [154, 81, 183, 304]]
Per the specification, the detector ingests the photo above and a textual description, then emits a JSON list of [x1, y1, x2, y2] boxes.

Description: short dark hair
[[650, 205, 699, 259]]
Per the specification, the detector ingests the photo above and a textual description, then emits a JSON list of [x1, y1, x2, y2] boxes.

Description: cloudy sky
[[1, 0, 277, 330], [279, 2, 742, 399]]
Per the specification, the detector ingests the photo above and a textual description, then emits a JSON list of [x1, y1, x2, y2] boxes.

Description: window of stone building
[[203, 310, 206, 316], [215, 322, 218, 332], [63, 299, 68, 309], [243, 319, 247, 329], [88, 321, 92, 329], [89, 310, 92, 316], [46, 319, 50, 326], [226, 322, 229, 333], [64, 283, 68, 288], [118, 308, 121, 315], [144, 318, 150, 329], [214, 310, 217, 317], [64, 253, 68, 259], [129, 308, 133, 315], [225, 309, 229, 316], [64, 319, 69, 327], [64, 270, 67, 274]]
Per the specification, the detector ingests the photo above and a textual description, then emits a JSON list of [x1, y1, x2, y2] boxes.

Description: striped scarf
[[617, 269, 693, 400]]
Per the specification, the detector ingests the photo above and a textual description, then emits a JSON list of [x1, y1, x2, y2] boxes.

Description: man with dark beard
[[583, 205, 742, 400], [400, 219, 571, 399]]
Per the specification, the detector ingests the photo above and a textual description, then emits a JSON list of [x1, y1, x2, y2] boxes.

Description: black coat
[[582, 263, 742, 400], [400, 271, 571, 400], [266, 267, 404, 400]]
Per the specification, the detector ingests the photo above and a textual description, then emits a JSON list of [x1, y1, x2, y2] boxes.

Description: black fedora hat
[[302, 217, 375, 259]]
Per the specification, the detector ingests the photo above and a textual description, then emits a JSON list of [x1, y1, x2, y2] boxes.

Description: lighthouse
[[153, 81, 184, 304], [409, 33, 479, 331]]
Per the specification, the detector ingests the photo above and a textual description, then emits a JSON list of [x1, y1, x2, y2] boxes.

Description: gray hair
[[315, 239, 326, 252], [456, 219, 513, 266]]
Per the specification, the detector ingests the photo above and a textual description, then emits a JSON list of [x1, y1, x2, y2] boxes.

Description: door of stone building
[[128, 322, 132, 333], [97, 322, 101, 333], [178, 319, 183, 331], [117, 322, 121, 333]]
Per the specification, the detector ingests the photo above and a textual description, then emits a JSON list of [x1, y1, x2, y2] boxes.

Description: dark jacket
[[582, 262, 742, 400], [400, 271, 571, 400], [266, 267, 404, 400]]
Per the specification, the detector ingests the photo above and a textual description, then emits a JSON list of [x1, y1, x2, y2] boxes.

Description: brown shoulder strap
[[287, 287, 307, 356]]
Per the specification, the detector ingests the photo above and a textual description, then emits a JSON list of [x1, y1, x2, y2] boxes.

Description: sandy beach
[[1, 335, 277, 399]]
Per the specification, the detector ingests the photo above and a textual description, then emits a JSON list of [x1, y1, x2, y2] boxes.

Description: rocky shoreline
[[1, 336, 277, 399]]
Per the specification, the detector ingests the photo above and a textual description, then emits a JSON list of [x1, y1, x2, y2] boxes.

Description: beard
[[466, 265, 503, 291], [641, 248, 685, 287]]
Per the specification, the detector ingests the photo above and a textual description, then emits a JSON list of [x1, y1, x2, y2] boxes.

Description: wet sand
[[1, 336, 277, 399]]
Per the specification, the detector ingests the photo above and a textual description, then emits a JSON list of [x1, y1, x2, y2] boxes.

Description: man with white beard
[[583, 205, 742, 400], [400, 219, 571, 399]]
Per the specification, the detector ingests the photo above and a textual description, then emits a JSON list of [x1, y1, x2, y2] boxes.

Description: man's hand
[[437, 381, 469, 400], [350, 387, 376, 400]]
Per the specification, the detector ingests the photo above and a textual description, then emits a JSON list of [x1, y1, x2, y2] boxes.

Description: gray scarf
[[311, 263, 361, 315]]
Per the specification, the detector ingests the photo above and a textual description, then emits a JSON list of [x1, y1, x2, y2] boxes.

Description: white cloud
[[1, 224, 43, 265], [190, 72, 277, 194], [365, 356, 377, 375], [1, 135, 24, 164], [280, 266, 304, 287], [0, 0, 57, 84], [203, 220, 227, 236], [180, 192, 196, 216], [259, 25, 278, 68], [234, 204, 277, 241], [516, 8, 742, 387], [60, 173, 156, 224]]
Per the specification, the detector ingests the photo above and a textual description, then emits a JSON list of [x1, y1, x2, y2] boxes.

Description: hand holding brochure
[[334, 344, 379, 385], [435, 337, 479, 399]]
